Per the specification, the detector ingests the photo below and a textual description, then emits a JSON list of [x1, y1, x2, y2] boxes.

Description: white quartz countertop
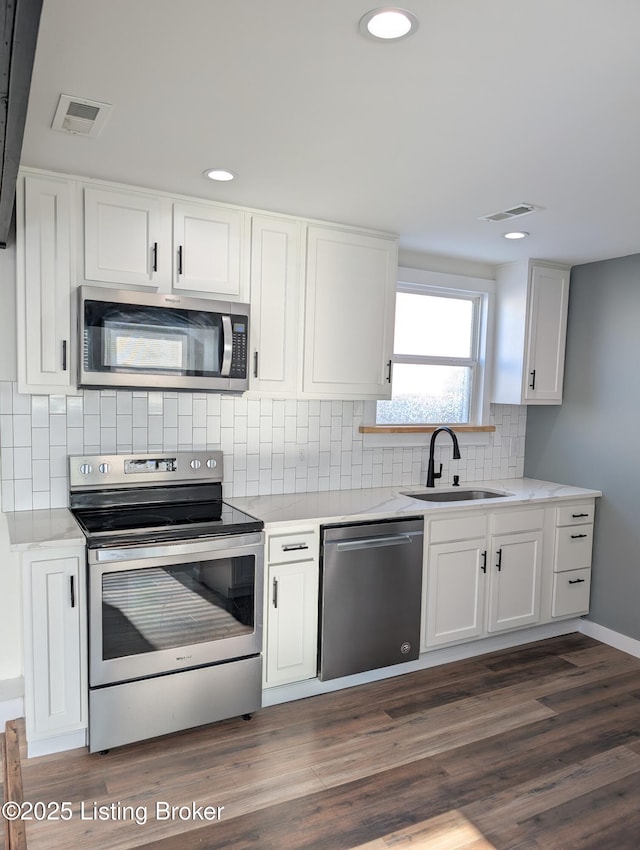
[[3, 477, 601, 549], [227, 477, 602, 529], [5, 508, 85, 551]]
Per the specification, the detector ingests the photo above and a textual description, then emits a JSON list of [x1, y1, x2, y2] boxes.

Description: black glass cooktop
[[70, 483, 263, 547]]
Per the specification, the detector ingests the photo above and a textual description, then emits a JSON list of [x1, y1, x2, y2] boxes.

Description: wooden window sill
[[359, 425, 496, 434]]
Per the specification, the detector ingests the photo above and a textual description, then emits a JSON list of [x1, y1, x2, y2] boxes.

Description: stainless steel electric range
[[69, 450, 264, 753]]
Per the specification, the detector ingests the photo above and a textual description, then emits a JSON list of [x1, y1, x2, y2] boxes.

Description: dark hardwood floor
[[14, 633, 640, 850]]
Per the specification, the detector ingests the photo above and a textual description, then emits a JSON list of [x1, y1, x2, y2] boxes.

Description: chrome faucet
[[426, 427, 461, 487]]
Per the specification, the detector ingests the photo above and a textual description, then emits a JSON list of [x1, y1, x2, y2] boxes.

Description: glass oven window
[[84, 299, 223, 377], [101, 556, 255, 660]]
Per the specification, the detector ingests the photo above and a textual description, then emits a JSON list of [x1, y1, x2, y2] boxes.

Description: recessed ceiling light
[[204, 168, 237, 182], [359, 8, 419, 41], [503, 231, 530, 240]]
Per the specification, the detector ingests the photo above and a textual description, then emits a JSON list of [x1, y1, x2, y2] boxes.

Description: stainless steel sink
[[401, 488, 510, 502]]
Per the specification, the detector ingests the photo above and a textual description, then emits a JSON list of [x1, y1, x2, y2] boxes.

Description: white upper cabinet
[[81, 184, 249, 301], [302, 225, 397, 399], [249, 215, 303, 395], [83, 186, 171, 288], [492, 260, 570, 404], [17, 172, 75, 394], [172, 201, 248, 299]]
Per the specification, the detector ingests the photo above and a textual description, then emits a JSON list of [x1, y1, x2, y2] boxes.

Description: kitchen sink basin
[[401, 488, 510, 503]]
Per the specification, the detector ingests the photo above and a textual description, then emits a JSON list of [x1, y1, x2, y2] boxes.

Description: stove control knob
[[79, 463, 93, 475], [190, 459, 202, 470], [206, 458, 217, 469], [99, 463, 111, 475]]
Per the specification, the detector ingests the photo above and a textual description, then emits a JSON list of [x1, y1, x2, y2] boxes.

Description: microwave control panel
[[230, 316, 248, 378]]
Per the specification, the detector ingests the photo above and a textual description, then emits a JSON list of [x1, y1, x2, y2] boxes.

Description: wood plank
[[1, 732, 6, 850], [4, 720, 27, 850]]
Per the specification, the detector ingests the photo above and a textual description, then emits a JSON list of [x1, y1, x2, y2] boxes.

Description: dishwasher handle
[[330, 531, 422, 553]]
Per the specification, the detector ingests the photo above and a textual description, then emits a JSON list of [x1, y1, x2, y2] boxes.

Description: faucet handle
[[453, 474, 460, 486]]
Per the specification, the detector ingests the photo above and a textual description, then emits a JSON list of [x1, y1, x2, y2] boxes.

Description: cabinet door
[[83, 186, 170, 288], [424, 538, 487, 647], [264, 560, 319, 686], [524, 265, 569, 402], [173, 202, 247, 299], [25, 549, 86, 739], [302, 225, 397, 398], [488, 531, 543, 632], [18, 174, 73, 393], [250, 215, 302, 394]]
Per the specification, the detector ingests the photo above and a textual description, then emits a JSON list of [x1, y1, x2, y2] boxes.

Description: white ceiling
[[20, 0, 640, 268]]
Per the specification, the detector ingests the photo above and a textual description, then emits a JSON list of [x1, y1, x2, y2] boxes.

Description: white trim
[[263, 619, 581, 707], [26, 729, 87, 758], [579, 620, 640, 659]]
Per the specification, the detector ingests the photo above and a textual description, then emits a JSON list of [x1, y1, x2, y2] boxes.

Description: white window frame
[[363, 267, 495, 448]]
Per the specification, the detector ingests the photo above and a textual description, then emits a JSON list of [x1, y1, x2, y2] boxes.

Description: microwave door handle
[[221, 315, 233, 377]]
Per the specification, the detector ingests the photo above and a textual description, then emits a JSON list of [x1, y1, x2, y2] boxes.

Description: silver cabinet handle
[[282, 543, 309, 552], [334, 532, 421, 553]]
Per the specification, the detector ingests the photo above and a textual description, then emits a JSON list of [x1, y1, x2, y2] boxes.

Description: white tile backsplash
[[0, 381, 526, 511]]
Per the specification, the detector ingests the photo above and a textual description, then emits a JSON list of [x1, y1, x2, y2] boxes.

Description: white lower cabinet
[[487, 529, 543, 632], [425, 537, 487, 646], [549, 500, 595, 618], [263, 526, 319, 687], [22, 546, 87, 755], [424, 508, 545, 650]]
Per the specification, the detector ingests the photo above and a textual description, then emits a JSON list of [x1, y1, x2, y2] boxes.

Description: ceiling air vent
[[51, 95, 112, 138], [478, 203, 539, 223]]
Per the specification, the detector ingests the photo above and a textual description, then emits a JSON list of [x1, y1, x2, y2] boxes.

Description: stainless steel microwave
[[78, 286, 250, 393]]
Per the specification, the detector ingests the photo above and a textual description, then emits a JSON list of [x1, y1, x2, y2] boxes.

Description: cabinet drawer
[[429, 513, 487, 544], [552, 569, 591, 617], [554, 526, 593, 572], [492, 508, 544, 535], [268, 530, 317, 564], [556, 503, 595, 526]]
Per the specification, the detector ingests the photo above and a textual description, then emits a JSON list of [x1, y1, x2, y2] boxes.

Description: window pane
[[394, 293, 474, 358], [376, 363, 471, 424]]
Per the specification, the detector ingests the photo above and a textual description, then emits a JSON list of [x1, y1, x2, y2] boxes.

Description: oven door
[[87, 532, 263, 687]]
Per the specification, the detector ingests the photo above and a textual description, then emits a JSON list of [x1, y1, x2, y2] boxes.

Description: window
[[375, 273, 492, 427]]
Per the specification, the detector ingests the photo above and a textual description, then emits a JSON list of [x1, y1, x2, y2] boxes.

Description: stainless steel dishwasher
[[318, 517, 424, 681]]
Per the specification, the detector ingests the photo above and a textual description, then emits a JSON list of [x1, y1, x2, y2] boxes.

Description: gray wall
[[525, 253, 640, 640]]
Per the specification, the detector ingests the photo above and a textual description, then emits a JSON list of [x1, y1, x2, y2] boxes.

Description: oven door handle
[[220, 315, 233, 377], [90, 533, 264, 566]]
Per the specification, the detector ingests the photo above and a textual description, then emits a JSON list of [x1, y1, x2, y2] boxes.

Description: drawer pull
[[571, 513, 589, 518], [496, 548, 503, 571], [481, 550, 487, 574], [570, 533, 588, 539], [569, 578, 586, 584], [273, 577, 278, 608], [282, 543, 309, 551]]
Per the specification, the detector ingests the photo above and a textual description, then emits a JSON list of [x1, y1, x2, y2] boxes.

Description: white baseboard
[[26, 729, 87, 759], [579, 619, 640, 659], [263, 619, 582, 707]]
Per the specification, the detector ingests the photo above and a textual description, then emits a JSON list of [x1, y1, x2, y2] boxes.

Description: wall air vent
[[51, 94, 112, 138], [478, 203, 539, 223]]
